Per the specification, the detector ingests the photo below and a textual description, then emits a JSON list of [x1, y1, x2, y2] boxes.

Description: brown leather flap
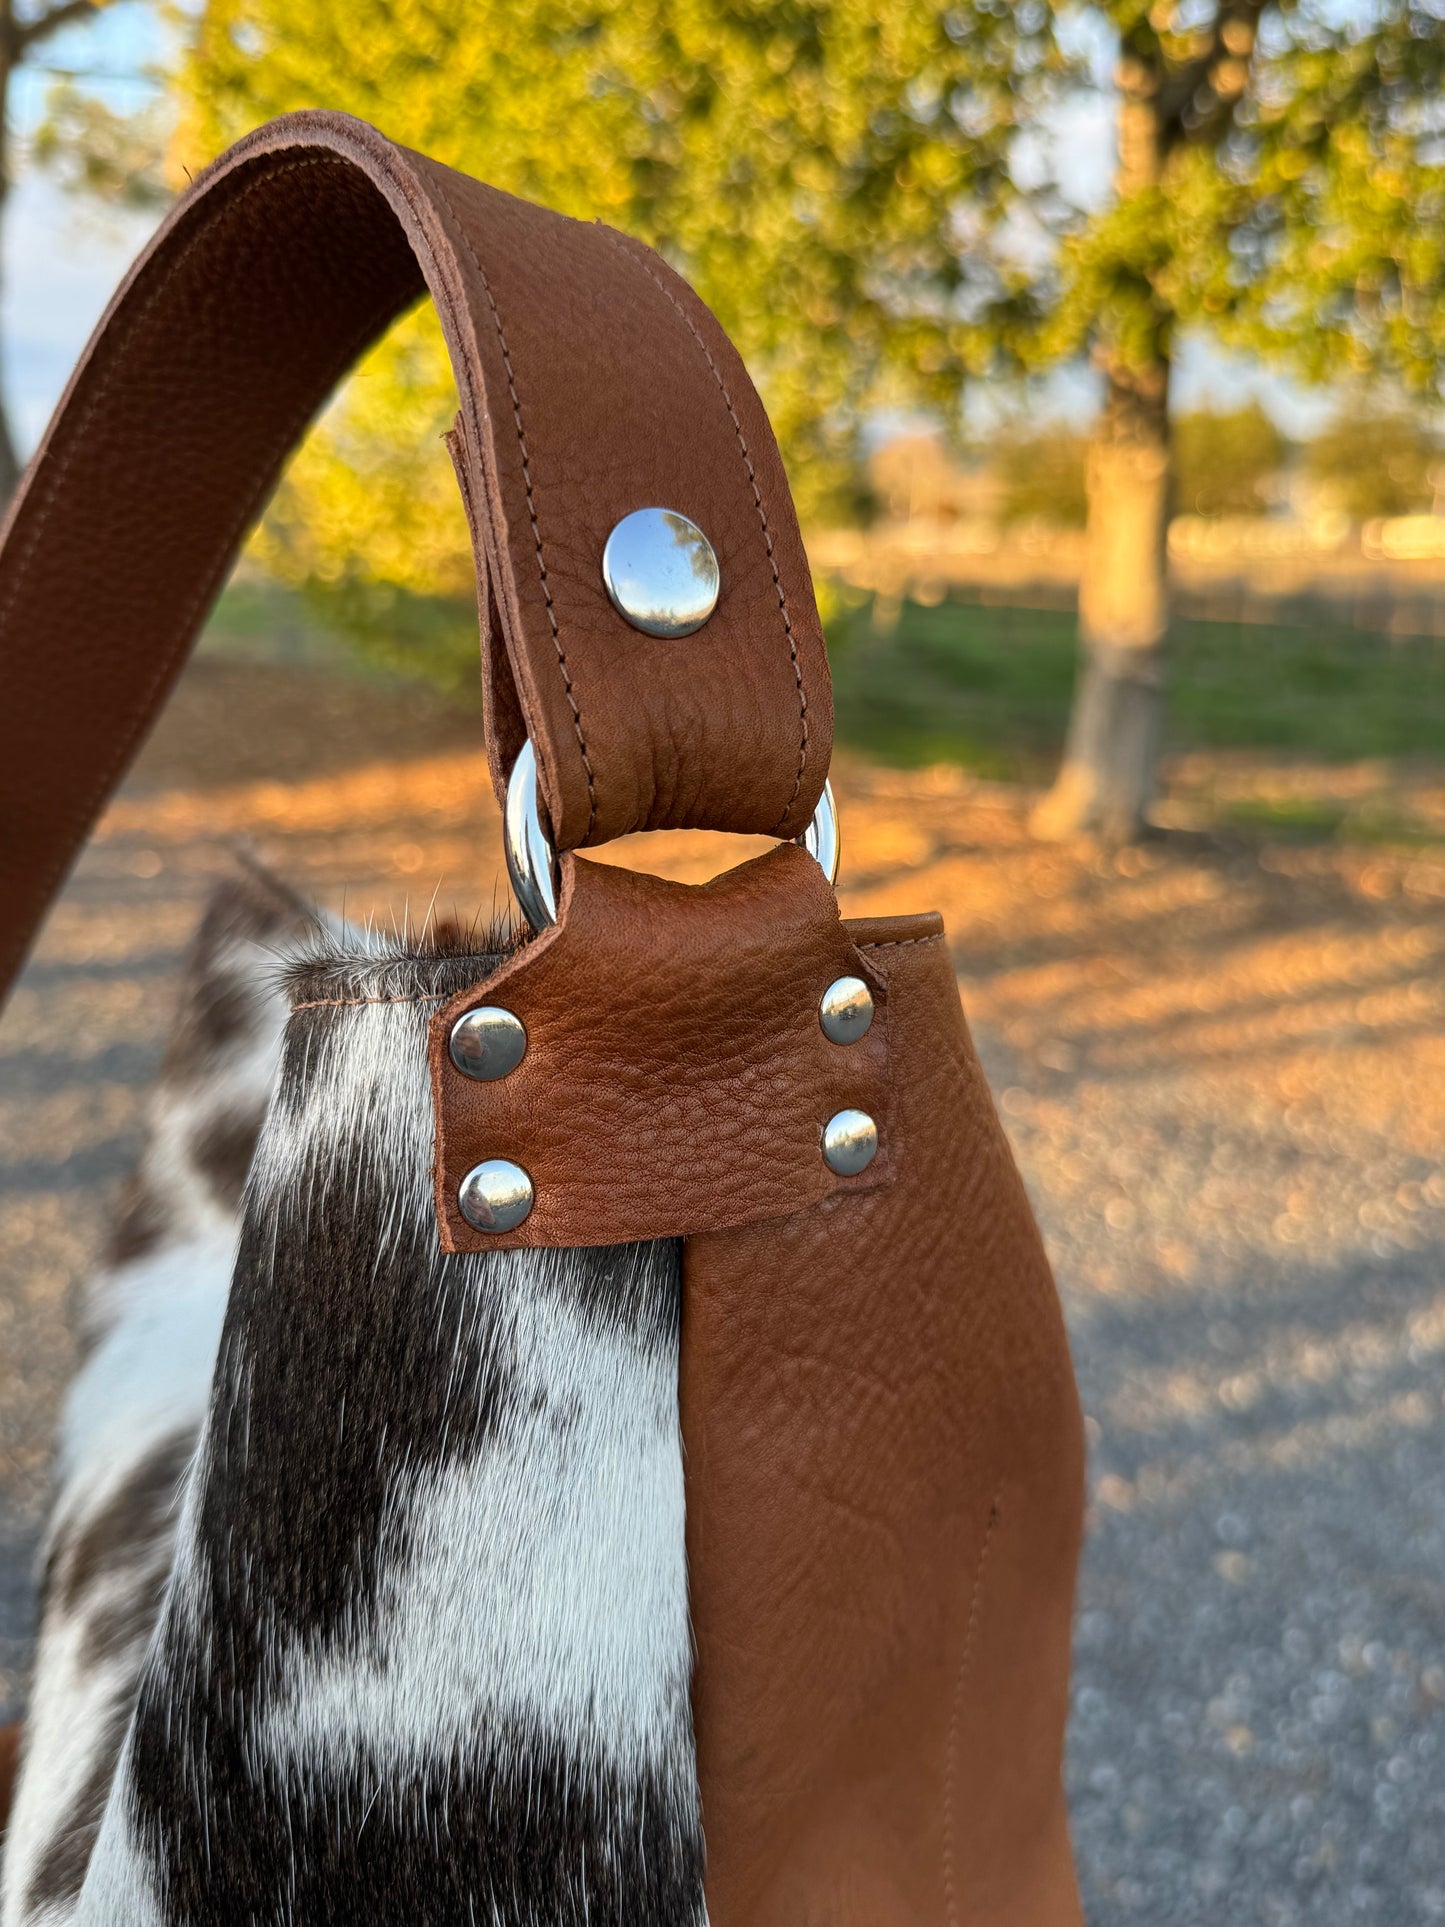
[[431, 845, 897, 1251], [0, 111, 831, 1005]]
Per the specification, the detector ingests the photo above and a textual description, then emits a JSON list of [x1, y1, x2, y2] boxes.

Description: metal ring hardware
[[503, 738, 841, 932]]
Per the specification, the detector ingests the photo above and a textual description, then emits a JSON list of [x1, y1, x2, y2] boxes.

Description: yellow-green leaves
[[175, 0, 1055, 610], [170, 0, 1445, 679]]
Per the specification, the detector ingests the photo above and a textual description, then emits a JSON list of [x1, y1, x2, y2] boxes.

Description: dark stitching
[[0, 155, 391, 986], [943, 1493, 1004, 1926], [857, 933, 945, 950], [599, 228, 810, 835], [430, 179, 598, 840]]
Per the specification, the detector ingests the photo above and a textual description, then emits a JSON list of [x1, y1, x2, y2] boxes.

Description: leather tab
[[430, 845, 890, 1251]]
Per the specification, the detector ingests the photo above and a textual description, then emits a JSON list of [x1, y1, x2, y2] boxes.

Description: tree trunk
[[1032, 52, 1171, 844], [1031, 357, 1171, 842]]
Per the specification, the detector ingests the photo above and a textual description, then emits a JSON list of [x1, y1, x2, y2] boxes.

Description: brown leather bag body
[[0, 113, 1084, 1922]]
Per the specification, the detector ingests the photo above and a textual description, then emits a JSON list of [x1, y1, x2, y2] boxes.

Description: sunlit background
[[2, 3, 1444, 1921]]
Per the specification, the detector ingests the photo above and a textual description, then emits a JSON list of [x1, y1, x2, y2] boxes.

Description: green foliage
[[201, 575, 1445, 792], [32, 82, 172, 209], [173, 0, 1062, 620], [1035, 4, 1445, 396], [1304, 399, 1440, 520], [1173, 401, 1287, 516], [162, 0, 1445, 690], [992, 423, 1089, 526], [1211, 8, 1445, 395], [293, 576, 490, 693]]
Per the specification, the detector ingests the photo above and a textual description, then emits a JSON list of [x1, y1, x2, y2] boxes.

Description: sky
[[2, 1, 1341, 464], [4, 1, 165, 452]]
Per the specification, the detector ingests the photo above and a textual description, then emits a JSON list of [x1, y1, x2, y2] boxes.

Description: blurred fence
[[811, 516, 1445, 639]]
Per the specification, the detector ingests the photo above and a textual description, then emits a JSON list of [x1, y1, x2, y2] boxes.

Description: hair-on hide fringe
[[3, 859, 704, 1927], [278, 903, 527, 1012]]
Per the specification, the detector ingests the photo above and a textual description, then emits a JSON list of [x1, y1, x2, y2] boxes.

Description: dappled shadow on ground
[[1, 657, 1442, 1921], [1063, 1241, 1445, 1925]]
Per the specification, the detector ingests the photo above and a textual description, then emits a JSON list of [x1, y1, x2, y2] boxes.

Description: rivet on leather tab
[[448, 1006, 527, 1081], [601, 507, 720, 638], [458, 1159, 534, 1232], [819, 975, 874, 1044], [821, 1108, 878, 1176]]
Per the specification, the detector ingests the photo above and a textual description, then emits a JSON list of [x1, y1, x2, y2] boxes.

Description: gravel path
[[2, 656, 1443, 1922]]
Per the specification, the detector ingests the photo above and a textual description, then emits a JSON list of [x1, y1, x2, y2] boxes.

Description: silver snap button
[[449, 1006, 527, 1081], [819, 976, 874, 1045], [458, 1159, 534, 1233], [822, 1109, 878, 1176], [602, 507, 720, 638]]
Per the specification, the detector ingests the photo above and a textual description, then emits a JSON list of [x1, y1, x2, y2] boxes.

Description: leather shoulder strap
[[0, 110, 831, 1000]]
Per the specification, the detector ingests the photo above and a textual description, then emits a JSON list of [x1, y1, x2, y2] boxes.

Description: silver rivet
[[602, 507, 720, 638], [458, 1159, 534, 1233], [819, 975, 874, 1044], [822, 1109, 878, 1176], [449, 1006, 527, 1081]]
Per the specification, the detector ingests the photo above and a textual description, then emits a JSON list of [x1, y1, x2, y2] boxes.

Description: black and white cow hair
[[0, 857, 705, 1925]]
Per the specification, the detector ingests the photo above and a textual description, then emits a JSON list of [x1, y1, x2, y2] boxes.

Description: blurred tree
[[171, 0, 1061, 681], [993, 423, 1089, 526], [1305, 399, 1438, 520], [1173, 401, 1286, 517], [32, 73, 168, 207], [0, 0, 138, 500], [165, 3, 1445, 829], [1026, 2, 1445, 840]]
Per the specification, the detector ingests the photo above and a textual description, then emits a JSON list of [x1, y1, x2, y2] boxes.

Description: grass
[[203, 576, 1445, 811], [1216, 796, 1443, 846], [825, 593, 1445, 779]]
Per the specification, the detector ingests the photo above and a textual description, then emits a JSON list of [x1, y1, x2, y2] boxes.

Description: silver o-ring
[[503, 738, 841, 931]]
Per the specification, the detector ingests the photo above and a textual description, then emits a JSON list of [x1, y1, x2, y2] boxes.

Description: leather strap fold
[[0, 110, 832, 1002]]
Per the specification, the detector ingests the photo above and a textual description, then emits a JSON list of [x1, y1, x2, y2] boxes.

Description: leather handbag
[[0, 112, 1084, 1923]]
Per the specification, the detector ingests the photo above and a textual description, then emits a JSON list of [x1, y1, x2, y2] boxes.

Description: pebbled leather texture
[[0, 110, 831, 1005], [683, 925, 1086, 1926], [429, 844, 894, 1252]]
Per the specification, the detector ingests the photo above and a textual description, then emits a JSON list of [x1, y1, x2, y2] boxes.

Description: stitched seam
[[0, 155, 389, 985], [943, 1492, 1004, 1927], [857, 933, 945, 951], [600, 228, 809, 835], [429, 178, 597, 840]]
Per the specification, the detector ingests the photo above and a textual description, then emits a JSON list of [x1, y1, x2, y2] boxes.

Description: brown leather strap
[[0, 110, 831, 1001], [429, 845, 896, 1252]]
